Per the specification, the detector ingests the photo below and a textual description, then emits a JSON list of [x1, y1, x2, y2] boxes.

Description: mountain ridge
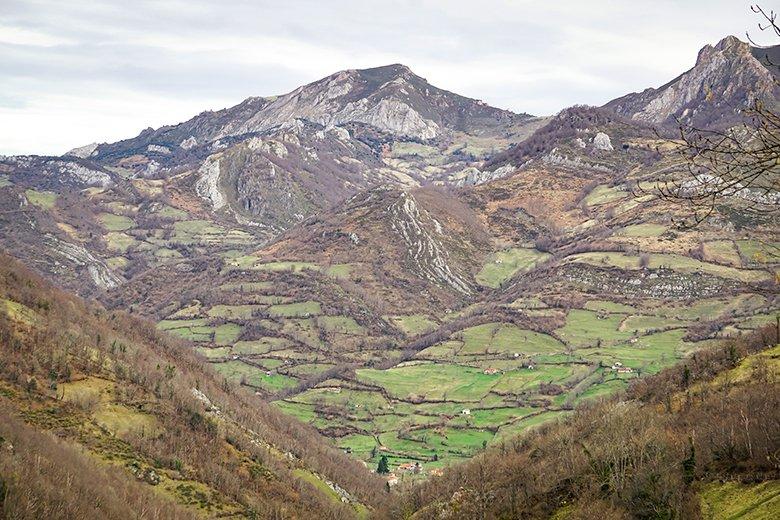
[[604, 35, 779, 127]]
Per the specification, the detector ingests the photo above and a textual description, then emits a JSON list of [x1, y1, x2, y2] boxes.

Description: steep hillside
[[263, 186, 494, 309], [605, 36, 779, 128], [0, 253, 388, 518]]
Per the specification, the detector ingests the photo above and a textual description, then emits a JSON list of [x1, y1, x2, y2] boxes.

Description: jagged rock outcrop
[[605, 36, 779, 128], [592, 132, 613, 151], [386, 191, 474, 295], [66, 142, 99, 158]]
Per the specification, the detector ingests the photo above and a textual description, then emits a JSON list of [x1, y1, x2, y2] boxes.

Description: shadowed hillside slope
[[0, 252, 388, 519]]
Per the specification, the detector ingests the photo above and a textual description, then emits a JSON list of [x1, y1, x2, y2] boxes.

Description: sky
[[0, 0, 776, 156]]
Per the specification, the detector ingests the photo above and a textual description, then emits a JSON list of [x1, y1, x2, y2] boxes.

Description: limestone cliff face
[[96, 64, 529, 159], [605, 36, 779, 128]]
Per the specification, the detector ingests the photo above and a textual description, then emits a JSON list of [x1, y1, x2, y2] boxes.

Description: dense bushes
[[0, 253, 389, 518], [0, 410, 195, 519]]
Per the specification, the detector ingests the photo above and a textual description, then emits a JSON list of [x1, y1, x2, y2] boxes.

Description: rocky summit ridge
[[605, 35, 779, 128]]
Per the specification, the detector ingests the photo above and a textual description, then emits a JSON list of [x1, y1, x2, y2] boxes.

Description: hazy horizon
[[1, 0, 774, 155]]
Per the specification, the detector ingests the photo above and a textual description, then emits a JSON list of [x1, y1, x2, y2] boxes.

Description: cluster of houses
[[611, 361, 633, 374], [386, 461, 424, 486]]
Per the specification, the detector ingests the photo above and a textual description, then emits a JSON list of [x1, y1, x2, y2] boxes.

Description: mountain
[[604, 35, 779, 128], [0, 253, 388, 518], [87, 64, 534, 158], [1, 34, 779, 519]]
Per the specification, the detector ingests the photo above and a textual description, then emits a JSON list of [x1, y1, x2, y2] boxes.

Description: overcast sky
[[0, 0, 775, 156]]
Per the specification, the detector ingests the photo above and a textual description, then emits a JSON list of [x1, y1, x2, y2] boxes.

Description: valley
[[0, 26, 778, 518]]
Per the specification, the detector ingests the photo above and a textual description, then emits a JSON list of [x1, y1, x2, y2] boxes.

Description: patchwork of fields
[[60, 174, 778, 479], [156, 246, 777, 476]]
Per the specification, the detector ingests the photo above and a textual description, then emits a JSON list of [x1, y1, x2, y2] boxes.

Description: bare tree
[[654, 5, 780, 227]]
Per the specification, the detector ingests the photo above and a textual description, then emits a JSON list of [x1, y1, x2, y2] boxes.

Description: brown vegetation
[[0, 252, 389, 518]]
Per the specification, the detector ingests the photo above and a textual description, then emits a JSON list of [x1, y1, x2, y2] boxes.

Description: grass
[[292, 469, 343, 505], [318, 316, 364, 334], [195, 346, 232, 359], [647, 294, 768, 321], [212, 361, 297, 390], [0, 174, 12, 187], [592, 330, 689, 374], [556, 309, 633, 348], [616, 223, 667, 237], [620, 315, 689, 333], [737, 240, 780, 264], [325, 263, 354, 279], [157, 319, 214, 342], [154, 248, 182, 259], [165, 327, 213, 342], [391, 142, 440, 158], [25, 189, 58, 209], [387, 315, 436, 335], [583, 185, 627, 206], [157, 318, 209, 330], [699, 480, 780, 520], [93, 403, 159, 438], [174, 219, 223, 235], [105, 232, 138, 253], [98, 212, 136, 231], [491, 365, 577, 393], [703, 240, 742, 267], [233, 338, 290, 355], [1, 299, 39, 325], [154, 205, 188, 219], [495, 411, 567, 441], [566, 251, 770, 282], [476, 248, 550, 288], [59, 377, 159, 438], [584, 300, 635, 313], [206, 305, 261, 319], [357, 363, 497, 401], [252, 261, 318, 272], [274, 401, 318, 423], [457, 323, 565, 356], [214, 323, 242, 345], [268, 301, 321, 317]]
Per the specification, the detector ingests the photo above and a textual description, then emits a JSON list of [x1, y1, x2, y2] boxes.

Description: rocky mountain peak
[[605, 35, 778, 128]]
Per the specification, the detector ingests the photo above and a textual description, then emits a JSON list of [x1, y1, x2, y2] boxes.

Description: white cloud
[[0, 24, 72, 47], [0, 0, 768, 155]]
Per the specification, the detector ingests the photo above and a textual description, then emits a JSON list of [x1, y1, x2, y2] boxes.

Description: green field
[[616, 223, 667, 237], [105, 232, 138, 252], [476, 248, 550, 288], [387, 314, 437, 335], [737, 240, 780, 265], [145, 233, 776, 473], [269, 301, 321, 317], [98, 212, 136, 231], [207, 304, 261, 319], [566, 251, 770, 282], [703, 240, 742, 266], [699, 480, 780, 520], [584, 185, 627, 206], [25, 189, 58, 208], [213, 360, 297, 391]]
